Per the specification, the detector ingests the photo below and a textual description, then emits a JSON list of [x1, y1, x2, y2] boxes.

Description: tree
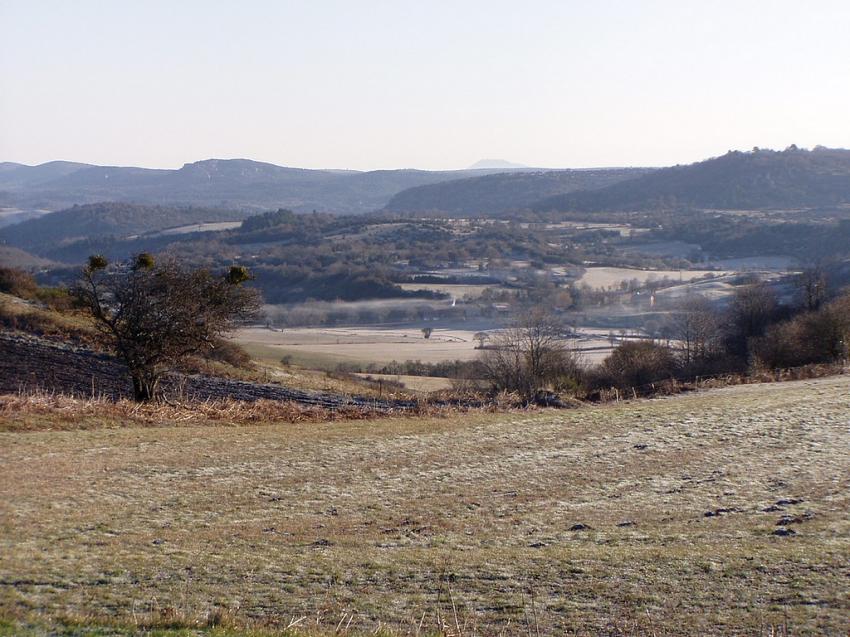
[[74, 254, 261, 401], [479, 308, 581, 402], [795, 267, 827, 311], [665, 296, 721, 367], [724, 281, 778, 361], [597, 340, 678, 391], [473, 331, 490, 349], [421, 327, 433, 339]]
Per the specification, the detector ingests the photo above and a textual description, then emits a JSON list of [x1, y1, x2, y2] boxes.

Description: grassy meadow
[[1, 375, 848, 635]]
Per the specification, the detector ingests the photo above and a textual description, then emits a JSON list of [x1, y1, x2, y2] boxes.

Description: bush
[[752, 298, 850, 369], [0, 267, 38, 298], [593, 341, 678, 392], [204, 338, 254, 369]]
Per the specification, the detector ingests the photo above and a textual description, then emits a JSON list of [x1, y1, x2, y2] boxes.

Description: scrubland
[[0, 376, 848, 635]]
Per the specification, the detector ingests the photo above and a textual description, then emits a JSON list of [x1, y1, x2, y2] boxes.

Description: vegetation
[[478, 308, 582, 402], [535, 146, 850, 212], [73, 254, 261, 401], [2, 377, 848, 633], [0, 202, 251, 256], [383, 167, 651, 214]]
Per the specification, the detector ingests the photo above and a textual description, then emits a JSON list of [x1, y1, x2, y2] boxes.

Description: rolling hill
[[533, 146, 850, 212], [0, 202, 252, 255], [0, 158, 525, 214], [383, 167, 653, 214]]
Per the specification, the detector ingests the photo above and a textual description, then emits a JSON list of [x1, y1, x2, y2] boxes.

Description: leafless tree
[[665, 296, 722, 366], [74, 254, 261, 401], [795, 266, 827, 311], [725, 280, 778, 359], [479, 308, 581, 401]]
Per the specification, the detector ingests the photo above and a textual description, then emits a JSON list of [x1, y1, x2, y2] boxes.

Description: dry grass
[[0, 392, 469, 433], [1, 377, 848, 635], [0, 292, 98, 346], [234, 327, 482, 368]]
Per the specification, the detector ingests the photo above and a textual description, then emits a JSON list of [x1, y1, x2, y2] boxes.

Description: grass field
[[397, 283, 502, 299], [578, 267, 726, 290], [235, 326, 482, 368], [1, 376, 848, 635]]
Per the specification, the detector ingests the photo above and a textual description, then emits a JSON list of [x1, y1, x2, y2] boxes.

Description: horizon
[[2, 142, 846, 174], [3, 1, 850, 171]]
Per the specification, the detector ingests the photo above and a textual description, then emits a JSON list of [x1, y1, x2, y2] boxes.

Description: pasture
[[235, 326, 483, 368], [1, 375, 848, 635], [577, 267, 726, 290], [236, 326, 620, 377]]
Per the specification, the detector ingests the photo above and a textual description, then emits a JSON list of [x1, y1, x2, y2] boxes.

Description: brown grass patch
[[1, 377, 848, 635]]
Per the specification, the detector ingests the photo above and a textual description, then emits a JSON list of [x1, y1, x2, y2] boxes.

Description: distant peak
[[468, 158, 527, 170]]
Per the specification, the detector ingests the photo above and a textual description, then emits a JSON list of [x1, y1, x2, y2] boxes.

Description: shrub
[[752, 296, 850, 369], [0, 267, 38, 298], [593, 341, 678, 392]]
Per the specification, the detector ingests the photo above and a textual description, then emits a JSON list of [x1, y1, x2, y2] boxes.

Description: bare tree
[[725, 280, 778, 360], [473, 331, 490, 349], [665, 296, 721, 366], [795, 266, 827, 311], [74, 254, 261, 401], [479, 308, 581, 402]]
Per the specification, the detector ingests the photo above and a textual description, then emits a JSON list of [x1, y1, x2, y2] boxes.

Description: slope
[[384, 167, 653, 214], [534, 146, 850, 212]]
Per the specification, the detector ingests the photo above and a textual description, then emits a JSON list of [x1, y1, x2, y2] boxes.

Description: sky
[[2, 0, 850, 171]]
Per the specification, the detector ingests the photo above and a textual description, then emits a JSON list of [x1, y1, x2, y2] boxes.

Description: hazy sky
[[2, 0, 850, 171]]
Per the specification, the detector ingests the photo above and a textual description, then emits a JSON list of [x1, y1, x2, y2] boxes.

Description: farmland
[[1, 375, 848, 635], [235, 325, 623, 374], [577, 267, 727, 290]]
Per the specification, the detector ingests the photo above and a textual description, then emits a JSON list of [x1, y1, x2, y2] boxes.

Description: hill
[[1, 374, 848, 633], [468, 158, 527, 169], [0, 160, 92, 189], [534, 146, 850, 212], [0, 158, 524, 214], [0, 246, 55, 270], [383, 167, 653, 214], [0, 202, 252, 255]]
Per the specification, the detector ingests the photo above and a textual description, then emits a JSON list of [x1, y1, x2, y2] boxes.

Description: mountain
[[383, 168, 654, 215], [0, 158, 521, 214], [0, 202, 252, 255], [0, 161, 92, 189], [533, 146, 850, 212], [468, 159, 527, 170]]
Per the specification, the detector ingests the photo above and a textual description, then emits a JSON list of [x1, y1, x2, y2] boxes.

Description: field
[[577, 267, 727, 290], [397, 283, 499, 299], [1, 375, 848, 635], [235, 326, 483, 367], [236, 326, 622, 374]]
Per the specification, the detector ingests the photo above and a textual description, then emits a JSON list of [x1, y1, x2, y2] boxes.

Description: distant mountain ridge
[[384, 168, 654, 215], [533, 146, 850, 212], [467, 159, 528, 170], [0, 158, 534, 214]]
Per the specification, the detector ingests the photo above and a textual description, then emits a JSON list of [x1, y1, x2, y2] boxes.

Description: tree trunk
[[131, 371, 160, 402]]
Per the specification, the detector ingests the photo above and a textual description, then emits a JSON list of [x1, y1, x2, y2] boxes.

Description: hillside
[[0, 158, 524, 214], [0, 160, 92, 189], [0, 202, 252, 255], [383, 168, 653, 214], [2, 375, 848, 634], [534, 146, 850, 212]]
